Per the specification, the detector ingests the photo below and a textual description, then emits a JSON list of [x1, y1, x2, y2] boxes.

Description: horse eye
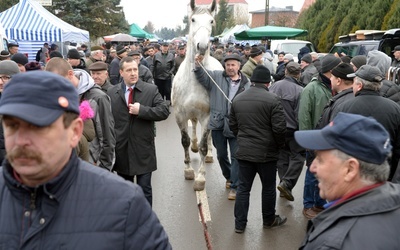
[[192, 18, 195, 22], [211, 20, 214, 24]]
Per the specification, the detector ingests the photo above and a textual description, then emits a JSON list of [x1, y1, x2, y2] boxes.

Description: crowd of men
[[1, 38, 400, 248]]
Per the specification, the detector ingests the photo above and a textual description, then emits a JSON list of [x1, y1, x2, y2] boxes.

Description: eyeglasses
[[0, 75, 11, 82]]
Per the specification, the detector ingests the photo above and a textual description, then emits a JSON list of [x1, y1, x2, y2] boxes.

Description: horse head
[[189, 0, 216, 56]]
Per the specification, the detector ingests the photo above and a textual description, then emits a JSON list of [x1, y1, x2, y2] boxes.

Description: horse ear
[[210, 0, 216, 13], [190, 0, 195, 11]]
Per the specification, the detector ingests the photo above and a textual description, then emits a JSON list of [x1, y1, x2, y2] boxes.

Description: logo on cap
[[58, 96, 69, 108]]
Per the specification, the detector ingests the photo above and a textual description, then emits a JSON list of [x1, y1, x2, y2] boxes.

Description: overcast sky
[[120, 0, 305, 30]]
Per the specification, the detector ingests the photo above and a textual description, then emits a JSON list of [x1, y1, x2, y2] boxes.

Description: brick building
[[250, 6, 299, 28]]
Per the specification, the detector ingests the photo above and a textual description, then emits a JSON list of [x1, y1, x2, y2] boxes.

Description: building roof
[[195, 0, 247, 4]]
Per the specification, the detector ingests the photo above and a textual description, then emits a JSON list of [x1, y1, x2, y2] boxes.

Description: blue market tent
[[0, 0, 89, 42]]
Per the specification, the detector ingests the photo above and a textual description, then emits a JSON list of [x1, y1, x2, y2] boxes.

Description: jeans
[[235, 160, 277, 229], [277, 134, 306, 190], [118, 172, 153, 206], [303, 152, 326, 209], [211, 130, 239, 189]]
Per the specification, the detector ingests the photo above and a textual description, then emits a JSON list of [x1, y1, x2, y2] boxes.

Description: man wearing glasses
[[0, 60, 20, 163], [0, 60, 20, 93]]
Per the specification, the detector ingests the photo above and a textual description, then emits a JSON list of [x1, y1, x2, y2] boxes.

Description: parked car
[[329, 30, 384, 57], [379, 28, 400, 60], [270, 39, 316, 63]]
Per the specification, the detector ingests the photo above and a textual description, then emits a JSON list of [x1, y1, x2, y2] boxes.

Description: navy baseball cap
[[0, 71, 80, 127], [295, 112, 392, 164]]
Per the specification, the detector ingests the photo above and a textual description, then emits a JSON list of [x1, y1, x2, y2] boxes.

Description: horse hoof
[[193, 179, 205, 191], [184, 169, 195, 180], [191, 146, 199, 153], [205, 155, 213, 163]]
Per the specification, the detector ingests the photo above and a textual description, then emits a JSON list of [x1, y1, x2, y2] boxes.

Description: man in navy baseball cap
[[295, 112, 400, 249]]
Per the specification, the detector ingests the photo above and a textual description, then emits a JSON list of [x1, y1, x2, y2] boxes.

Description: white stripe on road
[[197, 190, 211, 222]]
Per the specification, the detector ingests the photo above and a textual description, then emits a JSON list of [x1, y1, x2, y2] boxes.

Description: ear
[[69, 118, 83, 148], [190, 0, 195, 11], [210, 0, 216, 13], [344, 158, 360, 182]]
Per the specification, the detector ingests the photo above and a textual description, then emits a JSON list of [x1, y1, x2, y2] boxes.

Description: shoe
[[228, 189, 236, 200], [277, 183, 294, 201], [235, 227, 245, 234], [225, 180, 232, 189], [263, 215, 287, 228], [303, 208, 318, 220]]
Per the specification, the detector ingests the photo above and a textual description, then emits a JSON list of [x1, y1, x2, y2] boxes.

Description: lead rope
[[197, 61, 232, 104], [198, 202, 213, 250]]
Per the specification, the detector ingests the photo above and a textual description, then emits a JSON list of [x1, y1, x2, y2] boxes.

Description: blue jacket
[[0, 152, 171, 249]]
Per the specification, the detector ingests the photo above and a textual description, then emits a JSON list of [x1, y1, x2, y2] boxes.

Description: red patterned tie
[[128, 87, 133, 107]]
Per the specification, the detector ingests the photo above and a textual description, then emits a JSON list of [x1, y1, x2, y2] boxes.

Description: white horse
[[171, 0, 223, 191]]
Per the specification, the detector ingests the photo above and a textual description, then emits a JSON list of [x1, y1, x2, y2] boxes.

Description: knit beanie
[[321, 54, 341, 73], [301, 54, 312, 64], [350, 55, 366, 70], [250, 65, 271, 83], [331, 63, 354, 80], [284, 53, 294, 61], [67, 49, 81, 59], [11, 53, 28, 66], [0, 60, 20, 75]]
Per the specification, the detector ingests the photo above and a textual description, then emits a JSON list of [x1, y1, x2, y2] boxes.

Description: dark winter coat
[[151, 52, 175, 80], [109, 57, 121, 85], [229, 84, 286, 162], [269, 76, 303, 130], [380, 79, 400, 105], [107, 80, 169, 176], [337, 89, 400, 179], [300, 182, 400, 250], [0, 152, 171, 249], [317, 87, 354, 129]]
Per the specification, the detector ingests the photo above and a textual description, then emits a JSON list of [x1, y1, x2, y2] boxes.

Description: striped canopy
[[0, 0, 89, 42]]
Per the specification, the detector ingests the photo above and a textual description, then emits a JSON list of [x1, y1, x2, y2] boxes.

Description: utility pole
[[264, 0, 269, 25]]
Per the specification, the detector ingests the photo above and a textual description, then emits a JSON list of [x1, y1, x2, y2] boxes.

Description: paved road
[[152, 109, 309, 250]]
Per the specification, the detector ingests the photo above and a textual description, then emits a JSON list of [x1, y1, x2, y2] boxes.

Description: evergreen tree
[[0, 0, 17, 12], [213, 0, 233, 36], [143, 21, 155, 34], [45, 0, 129, 40]]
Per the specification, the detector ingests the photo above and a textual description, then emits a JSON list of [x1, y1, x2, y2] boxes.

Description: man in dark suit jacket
[[107, 57, 169, 206]]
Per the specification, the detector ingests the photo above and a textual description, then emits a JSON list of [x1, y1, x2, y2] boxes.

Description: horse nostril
[[197, 43, 200, 50]]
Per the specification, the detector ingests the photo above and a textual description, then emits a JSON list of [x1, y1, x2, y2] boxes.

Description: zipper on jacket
[[30, 189, 37, 210]]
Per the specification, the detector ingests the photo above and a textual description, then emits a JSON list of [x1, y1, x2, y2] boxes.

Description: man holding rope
[[194, 53, 250, 200]]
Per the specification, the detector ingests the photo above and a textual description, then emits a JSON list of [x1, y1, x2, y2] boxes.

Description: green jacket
[[298, 75, 332, 130], [241, 57, 258, 79]]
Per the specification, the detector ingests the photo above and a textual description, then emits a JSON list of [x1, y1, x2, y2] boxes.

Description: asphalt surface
[[152, 108, 309, 250]]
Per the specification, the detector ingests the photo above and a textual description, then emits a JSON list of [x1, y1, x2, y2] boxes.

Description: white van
[[0, 22, 8, 52], [270, 39, 316, 63]]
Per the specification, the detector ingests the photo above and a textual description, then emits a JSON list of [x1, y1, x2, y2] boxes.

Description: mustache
[[6, 147, 42, 164]]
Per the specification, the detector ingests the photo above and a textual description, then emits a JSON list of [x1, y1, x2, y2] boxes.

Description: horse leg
[[194, 128, 210, 191], [205, 133, 214, 163], [176, 119, 195, 180], [190, 118, 199, 153]]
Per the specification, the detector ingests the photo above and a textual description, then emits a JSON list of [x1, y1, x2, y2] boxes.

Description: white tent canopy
[[218, 24, 250, 44], [0, 0, 89, 42]]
